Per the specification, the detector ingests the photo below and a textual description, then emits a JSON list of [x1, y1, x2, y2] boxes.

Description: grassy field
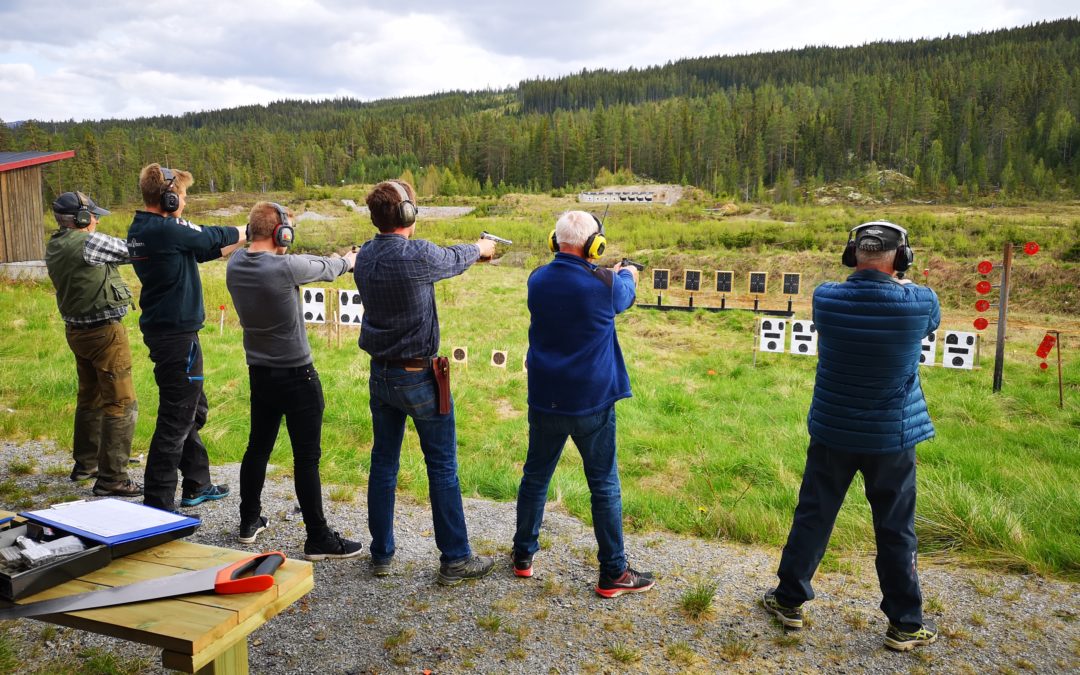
[[2, 191, 1078, 580]]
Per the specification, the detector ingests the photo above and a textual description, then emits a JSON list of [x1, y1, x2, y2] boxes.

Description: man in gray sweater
[[225, 201, 361, 561]]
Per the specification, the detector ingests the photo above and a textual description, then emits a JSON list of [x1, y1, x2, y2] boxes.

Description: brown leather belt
[[374, 357, 431, 369]]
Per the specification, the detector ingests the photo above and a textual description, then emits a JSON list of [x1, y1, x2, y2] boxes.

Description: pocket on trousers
[[395, 380, 438, 419]]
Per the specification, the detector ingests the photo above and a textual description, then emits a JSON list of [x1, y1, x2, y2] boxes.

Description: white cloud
[[0, 0, 1073, 122]]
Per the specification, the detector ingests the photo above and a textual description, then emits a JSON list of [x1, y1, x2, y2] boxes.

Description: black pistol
[[620, 258, 645, 271]]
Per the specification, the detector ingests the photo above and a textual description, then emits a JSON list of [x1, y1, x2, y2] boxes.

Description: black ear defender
[[270, 202, 294, 248], [548, 212, 608, 258], [159, 167, 181, 213], [388, 181, 417, 226], [842, 221, 913, 272], [74, 191, 93, 228]]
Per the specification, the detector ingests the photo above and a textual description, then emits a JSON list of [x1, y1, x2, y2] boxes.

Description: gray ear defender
[[388, 181, 417, 226]]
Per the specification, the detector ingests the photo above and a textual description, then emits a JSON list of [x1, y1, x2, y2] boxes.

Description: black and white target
[[302, 287, 326, 324], [920, 331, 938, 366], [338, 290, 363, 326], [758, 318, 787, 353], [789, 320, 817, 356], [943, 331, 977, 370]]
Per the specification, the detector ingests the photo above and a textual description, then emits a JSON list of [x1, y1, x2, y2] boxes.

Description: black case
[[0, 523, 111, 601]]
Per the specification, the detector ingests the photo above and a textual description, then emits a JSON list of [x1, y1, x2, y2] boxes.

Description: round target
[[341, 313, 351, 322], [952, 356, 964, 367], [453, 348, 466, 360], [304, 312, 313, 320], [493, 352, 506, 365]]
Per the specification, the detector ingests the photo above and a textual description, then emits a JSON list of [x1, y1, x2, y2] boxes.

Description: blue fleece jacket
[[808, 269, 941, 453], [127, 210, 239, 334], [527, 253, 636, 415]]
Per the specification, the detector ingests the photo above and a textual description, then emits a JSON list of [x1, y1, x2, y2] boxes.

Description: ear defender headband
[[842, 221, 913, 272], [269, 202, 294, 248], [548, 212, 608, 259], [74, 191, 93, 228], [159, 167, 181, 213], [388, 181, 417, 226]]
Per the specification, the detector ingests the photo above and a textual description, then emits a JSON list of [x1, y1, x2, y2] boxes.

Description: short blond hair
[[248, 201, 293, 240], [139, 163, 193, 208]]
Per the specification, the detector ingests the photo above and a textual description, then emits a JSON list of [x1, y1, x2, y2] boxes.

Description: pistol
[[620, 258, 645, 271], [481, 231, 513, 245]]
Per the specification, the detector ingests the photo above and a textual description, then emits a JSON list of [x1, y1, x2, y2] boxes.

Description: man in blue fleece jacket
[[511, 210, 654, 598], [127, 163, 245, 512], [762, 221, 941, 652]]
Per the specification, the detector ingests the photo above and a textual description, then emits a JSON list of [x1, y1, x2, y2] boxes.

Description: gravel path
[[2, 440, 1078, 674]]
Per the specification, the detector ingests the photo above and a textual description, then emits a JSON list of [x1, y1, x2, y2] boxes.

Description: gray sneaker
[[762, 591, 804, 629], [372, 556, 393, 577], [437, 555, 494, 586]]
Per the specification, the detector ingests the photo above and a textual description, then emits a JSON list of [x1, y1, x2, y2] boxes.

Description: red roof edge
[[0, 150, 76, 173]]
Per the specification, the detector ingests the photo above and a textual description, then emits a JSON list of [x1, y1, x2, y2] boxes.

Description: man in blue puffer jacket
[[762, 221, 941, 652]]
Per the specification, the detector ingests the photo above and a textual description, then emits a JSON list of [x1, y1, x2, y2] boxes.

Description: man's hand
[[343, 249, 357, 271], [235, 225, 248, 244], [614, 262, 639, 284], [476, 238, 496, 259]]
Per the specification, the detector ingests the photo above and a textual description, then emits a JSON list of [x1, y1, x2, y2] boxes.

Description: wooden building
[[0, 151, 75, 272]]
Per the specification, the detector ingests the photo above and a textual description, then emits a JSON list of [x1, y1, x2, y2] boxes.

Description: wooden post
[[1052, 330, 1064, 409], [992, 242, 1013, 393]]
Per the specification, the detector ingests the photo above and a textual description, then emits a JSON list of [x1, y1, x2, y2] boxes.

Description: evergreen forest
[[2, 19, 1078, 205]]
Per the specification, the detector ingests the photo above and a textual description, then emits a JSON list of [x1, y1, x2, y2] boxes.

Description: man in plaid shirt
[[354, 180, 497, 585], [44, 191, 141, 497]]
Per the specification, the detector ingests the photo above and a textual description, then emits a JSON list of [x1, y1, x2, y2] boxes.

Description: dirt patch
[[202, 204, 247, 217]]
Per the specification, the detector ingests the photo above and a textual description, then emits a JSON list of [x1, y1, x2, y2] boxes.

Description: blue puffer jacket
[[808, 269, 941, 453]]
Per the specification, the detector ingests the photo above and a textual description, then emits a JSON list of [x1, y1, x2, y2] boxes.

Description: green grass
[[679, 580, 718, 620], [2, 196, 1078, 580]]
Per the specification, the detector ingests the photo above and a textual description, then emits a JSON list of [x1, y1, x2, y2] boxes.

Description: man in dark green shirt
[[127, 163, 245, 512]]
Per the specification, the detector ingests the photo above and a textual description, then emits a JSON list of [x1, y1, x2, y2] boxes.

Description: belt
[[373, 357, 432, 369], [67, 318, 121, 330]]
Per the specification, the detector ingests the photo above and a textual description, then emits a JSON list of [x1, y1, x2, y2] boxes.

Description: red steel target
[[1040, 362, 1049, 370], [975, 299, 991, 312], [977, 260, 994, 275], [1024, 241, 1039, 255], [1036, 333, 1057, 359], [976, 280, 992, 294], [973, 317, 989, 331]]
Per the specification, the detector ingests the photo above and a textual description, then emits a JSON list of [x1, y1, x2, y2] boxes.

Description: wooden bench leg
[[192, 640, 249, 675]]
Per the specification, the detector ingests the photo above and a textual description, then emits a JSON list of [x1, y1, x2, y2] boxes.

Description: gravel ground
[[2, 439, 1078, 674]]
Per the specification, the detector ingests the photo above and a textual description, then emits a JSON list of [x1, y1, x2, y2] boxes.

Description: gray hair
[[554, 210, 600, 248], [53, 213, 77, 228], [854, 248, 896, 266]]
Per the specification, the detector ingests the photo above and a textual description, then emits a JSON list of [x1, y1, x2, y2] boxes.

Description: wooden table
[[4, 538, 313, 674]]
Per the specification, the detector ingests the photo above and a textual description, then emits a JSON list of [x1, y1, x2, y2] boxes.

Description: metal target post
[[992, 242, 1013, 393]]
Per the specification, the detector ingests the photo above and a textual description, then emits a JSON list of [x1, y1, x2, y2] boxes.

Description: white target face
[[758, 318, 787, 353], [302, 287, 326, 324], [920, 331, 938, 367], [490, 350, 508, 368], [943, 331, 977, 370], [789, 320, 817, 356], [338, 290, 363, 326]]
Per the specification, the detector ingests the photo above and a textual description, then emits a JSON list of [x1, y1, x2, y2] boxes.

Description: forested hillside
[[2, 19, 1077, 205]]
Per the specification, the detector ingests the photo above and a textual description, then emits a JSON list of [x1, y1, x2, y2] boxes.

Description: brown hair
[[365, 180, 415, 232], [139, 163, 193, 208], [248, 202, 293, 240]]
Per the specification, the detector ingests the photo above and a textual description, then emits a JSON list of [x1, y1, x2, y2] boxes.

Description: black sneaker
[[437, 555, 495, 586], [304, 531, 363, 561], [884, 619, 938, 651], [237, 516, 269, 544], [371, 556, 393, 577], [91, 479, 143, 497], [762, 591, 804, 629], [70, 467, 97, 482], [511, 550, 534, 578], [180, 483, 230, 507], [595, 567, 655, 598]]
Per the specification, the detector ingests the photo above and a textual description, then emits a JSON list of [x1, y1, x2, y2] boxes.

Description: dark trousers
[[142, 332, 212, 511], [775, 442, 923, 630], [239, 364, 328, 539]]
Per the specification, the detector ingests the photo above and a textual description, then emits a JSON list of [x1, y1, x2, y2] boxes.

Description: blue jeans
[[513, 406, 626, 576], [367, 361, 470, 564], [775, 442, 923, 630]]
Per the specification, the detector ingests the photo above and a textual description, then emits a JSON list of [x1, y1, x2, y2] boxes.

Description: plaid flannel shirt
[[63, 231, 131, 327]]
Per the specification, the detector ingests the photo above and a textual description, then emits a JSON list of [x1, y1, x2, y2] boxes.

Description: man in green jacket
[[44, 191, 141, 497]]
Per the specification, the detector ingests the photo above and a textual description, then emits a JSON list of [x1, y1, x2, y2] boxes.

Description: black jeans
[[142, 332, 212, 511], [775, 442, 923, 630], [240, 364, 328, 539]]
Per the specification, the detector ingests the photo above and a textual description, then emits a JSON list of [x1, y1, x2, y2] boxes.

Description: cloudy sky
[[0, 0, 1072, 123]]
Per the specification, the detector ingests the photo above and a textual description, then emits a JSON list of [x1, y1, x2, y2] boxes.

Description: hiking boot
[[511, 550, 534, 578], [180, 483, 231, 507], [237, 516, 269, 544], [91, 479, 143, 497], [595, 567, 656, 598], [371, 556, 393, 577], [762, 591, 804, 629], [438, 555, 495, 586], [70, 467, 97, 482], [884, 619, 938, 651], [304, 531, 363, 561]]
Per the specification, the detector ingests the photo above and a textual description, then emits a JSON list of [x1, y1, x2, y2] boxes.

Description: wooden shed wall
[[0, 166, 46, 263]]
